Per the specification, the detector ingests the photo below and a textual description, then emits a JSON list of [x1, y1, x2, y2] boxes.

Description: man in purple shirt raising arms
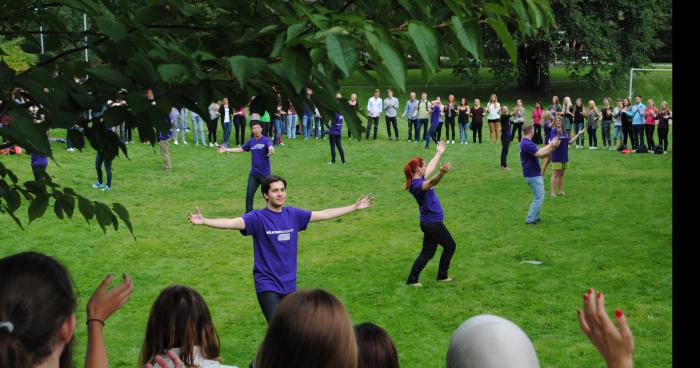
[[519, 124, 560, 224], [187, 175, 373, 322]]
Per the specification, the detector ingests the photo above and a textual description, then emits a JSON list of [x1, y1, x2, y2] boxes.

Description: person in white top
[[366, 89, 383, 140], [140, 285, 239, 368], [207, 101, 220, 147], [383, 88, 400, 141], [486, 94, 501, 144]]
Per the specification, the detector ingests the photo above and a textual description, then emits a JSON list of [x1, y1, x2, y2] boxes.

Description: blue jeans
[[416, 119, 428, 142], [95, 153, 112, 188], [525, 176, 544, 223], [287, 115, 297, 138], [222, 121, 232, 147], [191, 115, 206, 144], [274, 118, 284, 145], [303, 114, 314, 139], [424, 124, 439, 148], [613, 125, 622, 145], [574, 122, 585, 145], [459, 123, 469, 144], [172, 116, 186, 142], [313, 116, 325, 138]]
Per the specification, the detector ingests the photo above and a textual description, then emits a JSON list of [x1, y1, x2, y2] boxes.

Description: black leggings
[[588, 126, 598, 147], [385, 116, 398, 139], [657, 127, 669, 151], [234, 116, 246, 145], [256, 291, 288, 322], [512, 122, 523, 141], [644, 124, 655, 148], [445, 116, 456, 141], [366, 116, 379, 139], [436, 122, 444, 141], [500, 133, 510, 167], [472, 122, 483, 143], [32, 165, 47, 182], [206, 118, 218, 143], [533, 124, 543, 144], [329, 134, 346, 163], [407, 222, 456, 283], [95, 153, 112, 188], [622, 123, 631, 147]]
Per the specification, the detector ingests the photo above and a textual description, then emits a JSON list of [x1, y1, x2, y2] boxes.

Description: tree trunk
[[517, 39, 552, 93]]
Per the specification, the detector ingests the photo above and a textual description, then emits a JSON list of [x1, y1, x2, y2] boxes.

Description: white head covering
[[446, 314, 540, 368]]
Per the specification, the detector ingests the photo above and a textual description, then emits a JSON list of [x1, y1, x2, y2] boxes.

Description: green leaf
[[486, 18, 518, 66], [525, 0, 544, 28], [95, 15, 127, 41], [157, 64, 189, 84], [282, 47, 311, 94], [88, 66, 134, 89], [102, 105, 132, 128], [452, 16, 483, 62], [53, 198, 65, 220], [6, 187, 20, 213], [228, 56, 268, 89], [270, 32, 286, 58], [407, 22, 439, 76], [484, 3, 509, 17], [365, 29, 406, 92], [112, 202, 135, 238], [1, 110, 51, 157], [61, 192, 75, 218], [78, 197, 95, 223], [28, 195, 49, 223], [286, 23, 307, 44], [326, 34, 358, 78], [94, 202, 112, 233]]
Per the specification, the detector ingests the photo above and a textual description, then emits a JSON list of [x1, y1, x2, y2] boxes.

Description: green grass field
[[2, 68, 672, 367]]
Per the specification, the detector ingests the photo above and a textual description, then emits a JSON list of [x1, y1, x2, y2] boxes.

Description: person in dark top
[[458, 98, 470, 144], [500, 106, 512, 170], [620, 98, 633, 148], [657, 101, 672, 153], [573, 98, 585, 148], [470, 99, 485, 144]]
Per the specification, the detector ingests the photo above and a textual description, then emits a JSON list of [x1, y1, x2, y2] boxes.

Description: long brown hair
[[355, 323, 399, 368], [140, 285, 222, 367], [255, 289, 357, 368], [404, 157, 424, 190]]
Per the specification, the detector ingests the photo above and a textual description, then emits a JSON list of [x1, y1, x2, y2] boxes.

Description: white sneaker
[[209, 142, 213, 147], [664, 151, 668, 154], [214, 143, 219, 147], [452, 140, 455, 144], [183, 141, 188, 145], [593, 146, 598, 150], [174, 140, 178, 145]]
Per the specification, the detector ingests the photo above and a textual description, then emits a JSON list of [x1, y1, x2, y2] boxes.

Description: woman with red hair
[[404, 141, 456, 287]]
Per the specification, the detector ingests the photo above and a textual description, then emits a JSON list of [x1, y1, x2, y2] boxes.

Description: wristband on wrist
[[86, 319, 105, 326]]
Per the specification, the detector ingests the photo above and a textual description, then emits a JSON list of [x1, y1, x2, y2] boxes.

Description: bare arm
[[219, 147, 244, 153], [421, 161, 451, 191], [188, 208, 246, 230], [310, 194, 374, 222], [534, 136, 561, 158], [85, 274, 133, 368], [569, 129, 584, 144], [424, 141, 447, 177]]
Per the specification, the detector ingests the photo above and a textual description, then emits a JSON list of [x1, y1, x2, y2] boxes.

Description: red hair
[[404, 157, 424, 190]]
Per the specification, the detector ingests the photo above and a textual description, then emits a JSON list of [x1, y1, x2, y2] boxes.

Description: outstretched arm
[[424, 141, 447, 177], [421, 161, 451, 191], [569, 129, 585, 144], [535, 136, 561, 158], [219, 147, 244, 153], [310, 194, 374, 222], [188, 207, 246, 230]]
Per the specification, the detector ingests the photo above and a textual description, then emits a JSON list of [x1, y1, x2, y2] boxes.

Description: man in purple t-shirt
[[188, 175, 374, 321], [219, 121, 274, 213], [519, 124, 560, 224]]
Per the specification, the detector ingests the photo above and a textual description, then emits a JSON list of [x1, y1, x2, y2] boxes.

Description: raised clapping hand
[[436, 140, 447, 154], [187, 207, 205, 225], [145, 351, 184, 368], [550, 135, 561, 147], [87, 273, 133, 323], [439, 161, 452, 173], [354, 194, 375, 210], [578, 288, 634, 368]]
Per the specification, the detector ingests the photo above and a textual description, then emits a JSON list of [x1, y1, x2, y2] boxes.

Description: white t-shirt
[[151, 347, 238, 368], [367, 97, 383, 118], [223, 107, 231, 123], [486, 102, 501, 120]]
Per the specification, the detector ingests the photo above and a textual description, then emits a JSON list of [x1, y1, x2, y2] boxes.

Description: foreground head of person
[[140, 285, 224, 367], [261, 175, 287, 209], [0, 252, 76, 368], [254, 289, 357, 368], [446, 314, 540, 368], [355, 323, 399, 368]]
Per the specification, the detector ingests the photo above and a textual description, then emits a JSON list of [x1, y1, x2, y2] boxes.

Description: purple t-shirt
[[409, 177, 444, 223], [31, 153, 48, 167], [329, 112, 343, 135], [241, 206, 312, 294], [242, 136, 272, 177], [519, 138, 541, 178], [430, 104, 442, 126], [550, 129, 570, 163]]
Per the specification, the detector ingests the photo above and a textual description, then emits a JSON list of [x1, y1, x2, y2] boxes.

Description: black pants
[[472, 122, 483, 143], [501, 133, 510, 167], [512, 122, 523, 142], [621, 123, 631, 147], [32, 165, 48, 182], [408, 119, 416, 141], [632, 125, 644, 149], [385, 116, 398, 139], [329, 134, 346, 163], [587, 126, 598, 147], [533, 124, 543, 144], [207, 118, 218, 144], [658, 126, 669, 151], [417, 119, 428, 141], [644, 124, 655, 148], [407, 222, 456, 283], [445, 116, 456, 141], [234, 116, 246, 145], [436, 122, 444, 141], [257, 291, 288, 322], [366, 116, 379, 139], [95, 153, 112, 188], [246, 173, 266, 213]]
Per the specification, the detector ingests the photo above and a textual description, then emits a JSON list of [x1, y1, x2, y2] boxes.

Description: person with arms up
[[519, 124, 560, 224]]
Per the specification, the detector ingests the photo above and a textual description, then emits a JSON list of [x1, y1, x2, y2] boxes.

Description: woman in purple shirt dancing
[[404, 141, 456, 287], [541, 117, 584, 198], [188, 176, 373, 321]]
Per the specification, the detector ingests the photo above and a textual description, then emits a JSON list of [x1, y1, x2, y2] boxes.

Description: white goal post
[[628, 67, 672, 99]]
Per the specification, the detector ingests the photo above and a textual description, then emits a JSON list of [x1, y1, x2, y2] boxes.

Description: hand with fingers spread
[[578, 288, 634, 368], [87, 273, 133, 323], [145, 351, 184, 368], [439, 161, 452, 173], [188, 207, 205, 225], [436, 140, 447, 154], [354, 194, 374, 210]]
